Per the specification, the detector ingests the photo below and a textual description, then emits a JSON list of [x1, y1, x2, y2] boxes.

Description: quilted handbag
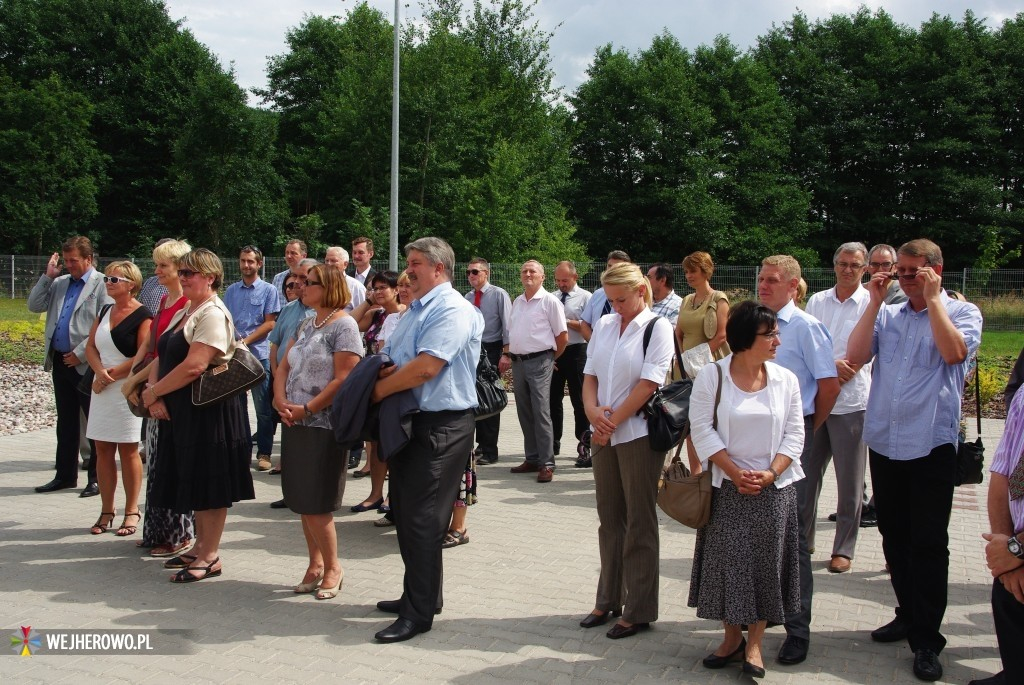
[[473, 352, 508, 421]]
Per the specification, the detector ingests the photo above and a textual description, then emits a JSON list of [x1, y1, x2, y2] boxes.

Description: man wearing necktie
[[550, 261, 591, 464], [28, 236, 112, 496], [465, 258, 512, 465], [580, 250, 630, 341]]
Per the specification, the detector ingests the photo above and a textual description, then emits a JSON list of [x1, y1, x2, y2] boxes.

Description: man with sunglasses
[[223, 246, 282, 472], [29, 236, 112, 496], [848, 239, 982, 682], [465, 258, 511, 465]]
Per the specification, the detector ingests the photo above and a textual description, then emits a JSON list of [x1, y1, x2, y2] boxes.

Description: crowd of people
[[27, 234, 1022, 684]]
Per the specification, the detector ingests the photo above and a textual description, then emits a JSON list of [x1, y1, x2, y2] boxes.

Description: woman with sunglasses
[[274, 265, 362, 599], [85, 261, 153, 536], [131, 239, 195, 556], [142, 249, 255, 583]]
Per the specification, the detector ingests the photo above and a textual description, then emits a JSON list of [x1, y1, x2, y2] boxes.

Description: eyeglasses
[[178, 269, 201, 279], [836, 262, 864, 271], [869, 261, 893, 270], [758, 329, 781, 339], [466, 269, 483, 276], [285, 282, 302, 290], [306, 280, 323, 287], [103, 276, 130, 284], [895, 270, 920, 280]]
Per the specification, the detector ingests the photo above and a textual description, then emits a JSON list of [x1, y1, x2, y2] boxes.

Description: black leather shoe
[[579, 608, 621, 629], [777, 635, 809, 665], [79, 482, 100, 498], [376, 599, 441, 615], [967, 673, 1006, 685], [36, 478, 76, 493], [374, 617, 430, 643], [475, 454, 498, 465], [702, 638, 746, 668], [913, 649, 942, 682], [871, 618, 909, 643], [742, 660, 766, 678], [606, 622, 649, 639], [270, 499, 287, 509], [348, 450, 361, 470]]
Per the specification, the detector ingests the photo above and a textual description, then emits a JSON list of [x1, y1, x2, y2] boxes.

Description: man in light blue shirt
[[758, 254, 840, 667], [223, 246, 282, 471], [848, 239, 982, 683], [580, 250, 630, 341], [372, 237, 483, 644]]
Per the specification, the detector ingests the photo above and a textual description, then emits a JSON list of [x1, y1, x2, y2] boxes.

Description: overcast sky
[[162, 1, 1021, 104]]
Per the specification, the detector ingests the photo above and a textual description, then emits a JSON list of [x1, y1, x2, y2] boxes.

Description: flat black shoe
[[777, 635, 809, 665], [475, 455, 498, 465], [376, 599, 441, 615], [374, 617, 430, 643], [270, 499, 287, 509], [606, 622, 649, 639], [36, 478, 76, 493], [702, 638, 746, 668], [579, 608, 621, 629], [913, 649, 942, 682], [351, 497, 384, 513], [871, 618, 909, 643], [827, 512, 837, 521], [79, 482, 99, 498], [967, 673, 1007, 685], [860, 509, 878, 527], [743, 660, 766, 678]]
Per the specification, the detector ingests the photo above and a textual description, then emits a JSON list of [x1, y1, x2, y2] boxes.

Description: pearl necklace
[[312, 307, 341, 329]]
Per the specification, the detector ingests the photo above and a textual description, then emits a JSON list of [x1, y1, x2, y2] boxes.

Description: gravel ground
[[0, 362, 56, 436]]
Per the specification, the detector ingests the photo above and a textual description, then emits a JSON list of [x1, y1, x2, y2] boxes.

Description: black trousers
[[51, 351, 97, 484], [549, 342, 588, 449], [992, 575, 1024, 681], [473, 341, 504, 458], [390, 409, 475, 627], [870, 443, 955, 653]]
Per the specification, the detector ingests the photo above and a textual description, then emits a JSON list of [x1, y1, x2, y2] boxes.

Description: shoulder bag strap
[[973, 363, 982, 437]]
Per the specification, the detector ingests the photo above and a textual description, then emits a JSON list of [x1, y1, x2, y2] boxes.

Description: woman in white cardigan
[[687, 300, 805, 679]]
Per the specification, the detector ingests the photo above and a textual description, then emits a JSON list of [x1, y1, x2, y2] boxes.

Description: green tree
[[0, 72, 107, 253]]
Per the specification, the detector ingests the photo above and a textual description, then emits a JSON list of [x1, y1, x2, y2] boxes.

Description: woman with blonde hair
[[86, 261, 152, 535], [579, 262, 674, 639], [274, 264, 362, 599]]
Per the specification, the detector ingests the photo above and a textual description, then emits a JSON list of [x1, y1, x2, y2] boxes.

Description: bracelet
[[767, 466, 780, 481], [304, 403, 313, 417]]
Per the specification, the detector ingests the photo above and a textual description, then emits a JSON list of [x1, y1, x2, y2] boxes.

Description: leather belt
[[508, 350, 551, 362]]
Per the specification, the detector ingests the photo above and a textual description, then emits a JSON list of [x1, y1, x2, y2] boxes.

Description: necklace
[[313, 307, 341, 329], [692, 289, 711, 309]]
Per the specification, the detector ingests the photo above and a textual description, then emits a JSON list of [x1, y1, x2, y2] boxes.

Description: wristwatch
[[1009, 535, 1024, 560]]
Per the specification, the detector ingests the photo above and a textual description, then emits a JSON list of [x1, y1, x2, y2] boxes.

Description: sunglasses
[[103, 276, 131, 284], [285, 282, 302, 290], [178, 269, 201, 279], [466, 269, 483, 276], [306, 280, 323, 287]]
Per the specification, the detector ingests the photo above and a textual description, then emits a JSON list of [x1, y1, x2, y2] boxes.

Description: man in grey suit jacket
[[28, 236, 111, 496]]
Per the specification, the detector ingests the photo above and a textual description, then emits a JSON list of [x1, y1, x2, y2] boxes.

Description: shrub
[[0, 320, 45, 364]]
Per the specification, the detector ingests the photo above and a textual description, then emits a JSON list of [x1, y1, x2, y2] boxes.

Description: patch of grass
[[0, 298, 40, 322], [979, 330, 1021, 360]]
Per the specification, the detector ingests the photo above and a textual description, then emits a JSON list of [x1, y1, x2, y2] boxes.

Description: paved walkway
[[0, 400, 1008, 684]]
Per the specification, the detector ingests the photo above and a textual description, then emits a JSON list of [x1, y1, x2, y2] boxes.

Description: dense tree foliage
[[1, 1, 1023, 269]]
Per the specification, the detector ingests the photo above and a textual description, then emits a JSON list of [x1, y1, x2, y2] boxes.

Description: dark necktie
[[1010, 450, 1024, 501], [560, 291, 568, 304], [473, 289, 482, 308], [602, 298, 611, 316]]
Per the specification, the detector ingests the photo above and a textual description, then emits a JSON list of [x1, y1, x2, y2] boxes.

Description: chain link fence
[[4, 256, 1022, 331]]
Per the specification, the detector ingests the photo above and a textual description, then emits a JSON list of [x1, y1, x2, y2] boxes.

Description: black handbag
[[191, 313, 266, 407], [639, 317, 693, 452], [955, 368, 985, 486], [474, 352, 508, 421]]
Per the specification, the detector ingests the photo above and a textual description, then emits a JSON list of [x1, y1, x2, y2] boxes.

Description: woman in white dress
[[86, 261, 153, 536]]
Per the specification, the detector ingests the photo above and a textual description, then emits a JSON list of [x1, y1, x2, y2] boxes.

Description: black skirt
[[281, 424, 347, 514]]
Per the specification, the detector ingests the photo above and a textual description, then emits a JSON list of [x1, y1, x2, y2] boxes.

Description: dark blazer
[[331, 353, 418, 460], [28, 270, 112, 372]]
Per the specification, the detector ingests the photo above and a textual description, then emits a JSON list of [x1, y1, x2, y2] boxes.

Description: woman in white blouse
[[579, 263, 674, 640], [687, 300, 805, 678]]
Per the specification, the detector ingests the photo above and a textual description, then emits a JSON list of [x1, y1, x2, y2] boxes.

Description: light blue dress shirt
[[383, 281, 483, 412], [222, 277, 282, 360], [863, 291, 982, 460], [772, 299, 837, 417], [580, 287, 609, 326], [268, 299, 314, 365]]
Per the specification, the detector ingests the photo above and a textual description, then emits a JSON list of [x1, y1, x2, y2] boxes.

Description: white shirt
[[556, 285, 591, 345], [583, 308, 673, 446], [508, 288, 567, 354], [689, 357, 806, 489], [355, 266, 372, 284], [806, 285, 872, 414], [345, 275, 366, 312]]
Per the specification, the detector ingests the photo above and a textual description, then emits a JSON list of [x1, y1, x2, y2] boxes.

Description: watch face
[[1010, 537, 1024, 557]]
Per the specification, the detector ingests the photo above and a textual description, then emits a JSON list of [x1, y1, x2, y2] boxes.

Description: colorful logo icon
[[11, 627, 42, 656]]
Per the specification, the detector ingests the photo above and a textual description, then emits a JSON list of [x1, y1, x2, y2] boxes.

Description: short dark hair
[[607, 250, 630, 263], [726, 300, 778, 353], [62, 236, 94, 261], [371, 270, 400, 290], [285, 239, 308, 254], [240, 245, 263, 263], [352, 236, 374, 252], [648, 263, 674, 289]]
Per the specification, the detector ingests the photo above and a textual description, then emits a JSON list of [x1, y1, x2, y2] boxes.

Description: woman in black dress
[[142, 248, 255, 583]]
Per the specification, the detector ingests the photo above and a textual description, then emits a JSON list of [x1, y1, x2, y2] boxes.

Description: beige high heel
[[293, 571, 324, 594], [315, 569, 344, 600]]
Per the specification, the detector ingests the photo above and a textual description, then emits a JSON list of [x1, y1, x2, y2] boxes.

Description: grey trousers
[[512, 352, 555, 468], [592, 435, 665, 624], [801, 410, 867, 559], [784, 415, 815, 641]]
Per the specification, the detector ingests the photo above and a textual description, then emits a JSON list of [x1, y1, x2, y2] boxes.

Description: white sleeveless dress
[[86, 310, 143, 442]]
